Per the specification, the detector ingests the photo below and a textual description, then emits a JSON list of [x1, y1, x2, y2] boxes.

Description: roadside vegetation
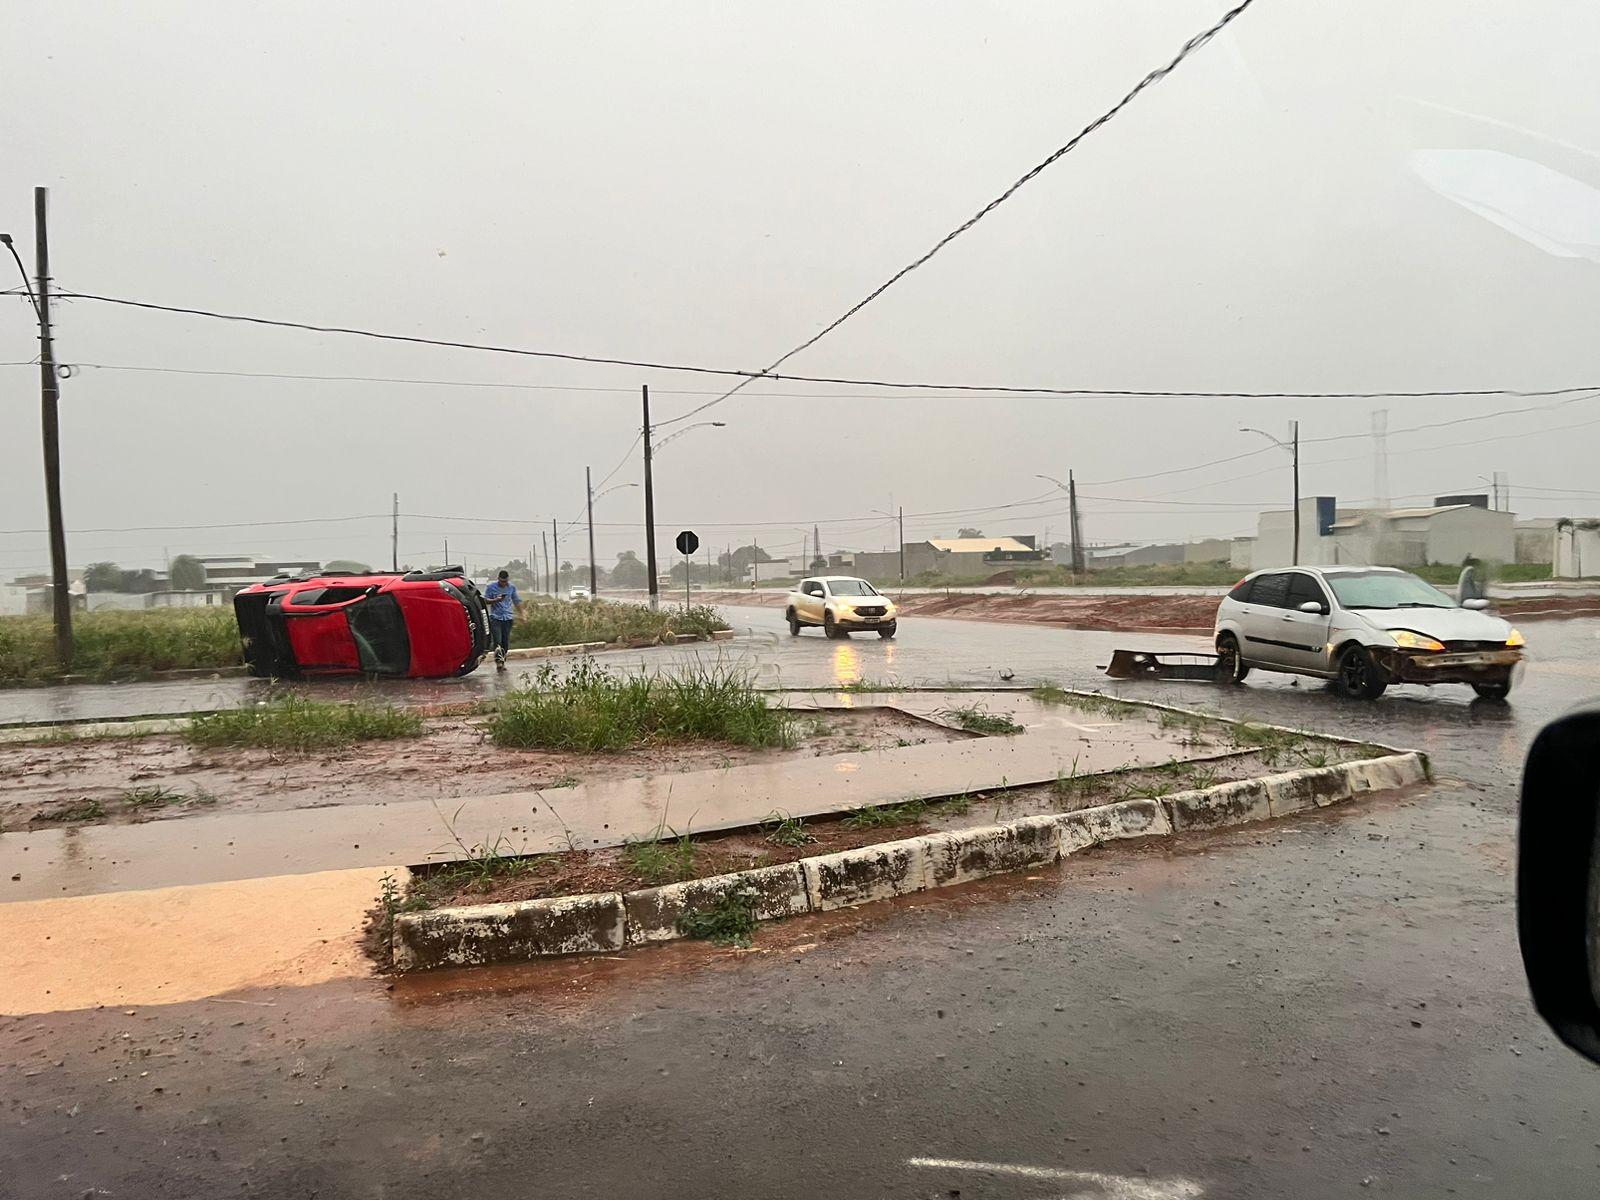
[[510, 598, 727, 649], [187, 694, 423, 751], [0, 607, 241, 685], [486, 660, 791, 752], [0, 596, 728, 687]]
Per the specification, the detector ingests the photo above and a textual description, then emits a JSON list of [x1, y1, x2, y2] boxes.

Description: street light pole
[[642, 385, 658, 609], [1241, 425, 1301, 566], [1291, 420, 1300, 566]]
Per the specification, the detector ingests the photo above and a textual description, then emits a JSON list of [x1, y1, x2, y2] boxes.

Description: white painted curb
[[392, 750, 1428, 971]]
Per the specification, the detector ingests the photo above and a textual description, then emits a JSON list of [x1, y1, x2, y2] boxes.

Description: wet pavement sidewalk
[[0, 693, 1213, 903]]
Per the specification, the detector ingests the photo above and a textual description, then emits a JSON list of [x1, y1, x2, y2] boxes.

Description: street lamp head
[[0, 233, 12, 246], [711, 422, 726, 428]]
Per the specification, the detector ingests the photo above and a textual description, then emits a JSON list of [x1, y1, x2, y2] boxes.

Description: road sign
[[675, 530, 699, 556]]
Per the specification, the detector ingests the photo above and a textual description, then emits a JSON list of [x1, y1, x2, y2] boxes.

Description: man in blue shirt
[[483, 570, 522, 669]]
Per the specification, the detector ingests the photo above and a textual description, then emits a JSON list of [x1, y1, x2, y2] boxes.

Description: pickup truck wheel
[[824, 612, 843, 639], [1216, 633, 1249, 683], [878, 622, 896, 639], [1472, 681, 1512, 701], [1336, 644, 1388, 699], [787, 609, 801, 636]]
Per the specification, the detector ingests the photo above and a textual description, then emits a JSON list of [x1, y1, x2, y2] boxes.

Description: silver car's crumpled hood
[[1350, 606, 1513, 642]]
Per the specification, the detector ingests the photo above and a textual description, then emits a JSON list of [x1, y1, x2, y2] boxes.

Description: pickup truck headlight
[[1506, 628, 1526, 648], [1391, 630, 1445, 652]]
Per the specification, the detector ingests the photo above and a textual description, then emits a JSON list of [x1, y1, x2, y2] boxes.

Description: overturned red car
[[233, 568, 491, 679]]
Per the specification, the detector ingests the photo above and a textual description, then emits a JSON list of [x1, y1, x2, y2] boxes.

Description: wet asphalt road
[[4, 612, 1600, 1197]]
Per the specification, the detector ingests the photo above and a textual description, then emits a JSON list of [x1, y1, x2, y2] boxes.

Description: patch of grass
[[625, 825, 698, 885], [842, 799, 928, 829], [546, 774, 582, 789], [509, 598, 727, 649], [1298, 748, 1331, 768], [122, 785, 185, 809], [934, 793, 972, 816], [487, 660, 791, 752], [763, 811, 815, 847], [187, 695, 422, 751], [941, 705, 1023, 735], [0, 607, 242, 685], [1228, 720, 1305, 765], [1031, 684, 1071, 705], [839, 678, 898, 694], [36, 797, 105, 822], [421, 812, 549, 895], [676, 887, 758, 948], [1061, 693, 1140, 719]]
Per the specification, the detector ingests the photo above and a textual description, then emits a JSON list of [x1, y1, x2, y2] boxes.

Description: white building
[[1246, 497, 1515, 570]]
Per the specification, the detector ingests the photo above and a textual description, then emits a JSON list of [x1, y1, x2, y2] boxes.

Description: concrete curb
[[392, 750, 1428, 971]]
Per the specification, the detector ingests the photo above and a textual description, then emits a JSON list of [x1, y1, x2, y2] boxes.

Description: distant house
[[195, 556, 323, 592], [901, 536, 1045, 577]]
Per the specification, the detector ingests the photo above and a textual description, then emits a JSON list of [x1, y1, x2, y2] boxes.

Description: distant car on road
[[568, 585, 592, 600], [233, 568, 490, 679], [786, 576, 897, 639], [1213, 565, 1524, 700]]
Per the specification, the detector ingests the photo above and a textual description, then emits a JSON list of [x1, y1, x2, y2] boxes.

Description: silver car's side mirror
[[1297, 600, 1326, 615], [1518, 708, 1600, 1065], [1463, 598, 1490, 610]]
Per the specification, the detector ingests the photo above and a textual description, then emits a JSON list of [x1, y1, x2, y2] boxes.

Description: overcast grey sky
[[3, 1, 1599, 576]]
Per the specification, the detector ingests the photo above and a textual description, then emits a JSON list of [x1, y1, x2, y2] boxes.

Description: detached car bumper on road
[[233, 569, 491, 680]]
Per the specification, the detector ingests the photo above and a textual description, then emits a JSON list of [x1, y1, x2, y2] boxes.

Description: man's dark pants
[[490, 617, 513, 656]]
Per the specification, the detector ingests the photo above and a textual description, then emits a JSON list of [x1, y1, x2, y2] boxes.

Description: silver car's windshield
[[1326, 571, 1456, 610]]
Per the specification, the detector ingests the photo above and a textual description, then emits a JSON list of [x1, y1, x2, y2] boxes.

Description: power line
[[0, 513, 388, 536], [655, 0, 1261, 428], [23, 307, 1598, 405]]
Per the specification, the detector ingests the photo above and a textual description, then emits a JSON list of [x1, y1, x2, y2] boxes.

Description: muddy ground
[[406, 741, 1372, 911], [1, 707, 964, 832], [691, 588, 1600, 633]]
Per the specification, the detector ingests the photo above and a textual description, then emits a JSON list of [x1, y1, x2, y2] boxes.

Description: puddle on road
[[0, 866, 387, 1016]]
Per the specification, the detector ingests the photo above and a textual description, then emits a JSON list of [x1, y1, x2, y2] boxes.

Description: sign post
[[675, 530, 699, 610]]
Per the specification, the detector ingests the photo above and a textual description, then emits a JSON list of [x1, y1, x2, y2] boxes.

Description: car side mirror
[[1464, 598, 1490, 610], [1298, 600, 1327, 614], [1518, 708, 1600, 1064]]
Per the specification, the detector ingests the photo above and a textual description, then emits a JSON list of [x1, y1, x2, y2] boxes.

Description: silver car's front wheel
[[1336, 644, 1387, 700]]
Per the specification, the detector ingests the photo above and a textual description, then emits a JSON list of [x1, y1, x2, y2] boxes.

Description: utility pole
[[30, 188, 71, 668], [1291, 419, 1301, 566], [586, 467, 598, 596], [1067, 471, 1084, 575], [753, 540, 760, 588], [391, 493, 399, 571], [642, 384, 659, 609], [551, 518, 560, 595], [541, 530, 550, 593], [443, 537, 449, 566], [897, 506, 905, 582]]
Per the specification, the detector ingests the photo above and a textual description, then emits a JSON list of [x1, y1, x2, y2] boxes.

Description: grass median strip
[[0, 607, 242, 685], [511, 598, 727, 649], [186, 694, 423, 751], [486, 661, 791, 752]]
